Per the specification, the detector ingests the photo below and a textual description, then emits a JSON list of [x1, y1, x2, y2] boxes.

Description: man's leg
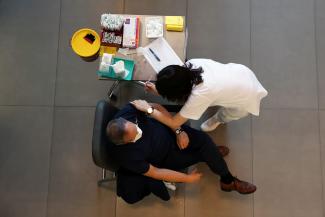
[[201, 107, 249, 132], [163, 127, 233, 179], [116, 169, 170, 203], [187, 129, 233, 180], [184, 127, 256, 194]]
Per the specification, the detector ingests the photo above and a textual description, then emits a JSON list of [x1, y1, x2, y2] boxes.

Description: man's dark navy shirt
[[112, 104, 177, 174]]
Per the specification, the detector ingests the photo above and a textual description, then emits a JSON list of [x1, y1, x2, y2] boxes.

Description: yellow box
[[99, 46, 117, 56], [165, 16, 184, 32]]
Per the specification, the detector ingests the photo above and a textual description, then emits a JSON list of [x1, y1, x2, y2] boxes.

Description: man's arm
[[131, 100, 190, 149], [131, 100, 188, 131], [152, 110, 188, 131], [144, 164, 202, 183], [149, 103, 173, 119]]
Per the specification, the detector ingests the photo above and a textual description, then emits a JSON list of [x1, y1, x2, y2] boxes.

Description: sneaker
[[220, 177, 256, 194], [200, 118, 221, 132], [163, 181, 177, 191]]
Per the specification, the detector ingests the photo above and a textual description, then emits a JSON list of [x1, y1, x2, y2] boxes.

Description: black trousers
[[161, 125, 231, 178]]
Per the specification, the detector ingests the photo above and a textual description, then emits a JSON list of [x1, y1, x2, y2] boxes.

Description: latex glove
[[130, 100, 151, 113]]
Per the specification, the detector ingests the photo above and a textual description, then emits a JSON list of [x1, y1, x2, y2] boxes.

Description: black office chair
[[92, 100, 185, 186], [92, 100, 120, 185]]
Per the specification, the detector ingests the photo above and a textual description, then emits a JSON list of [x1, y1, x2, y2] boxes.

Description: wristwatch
[[175, 127, 184, 135], [147, 106, 154, 115]]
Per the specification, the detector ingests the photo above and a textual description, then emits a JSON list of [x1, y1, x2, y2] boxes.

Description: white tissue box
[[112, 60, 125, 77]]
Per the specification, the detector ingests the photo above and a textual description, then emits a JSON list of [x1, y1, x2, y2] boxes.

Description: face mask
[[132, 125, 143, 143]]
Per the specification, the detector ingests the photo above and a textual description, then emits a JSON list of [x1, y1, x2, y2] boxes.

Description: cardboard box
[[122, 17, 140, 48]]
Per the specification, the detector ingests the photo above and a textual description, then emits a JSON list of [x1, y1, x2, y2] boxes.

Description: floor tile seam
[[313, 0, 325, 215], [249, 0, 255, 215], [317, 105, 325, 217], [114, 2, 125, 216], [45, 0, 62, 216], [250, 117, 255, 217], [184, 0, 189, 216]]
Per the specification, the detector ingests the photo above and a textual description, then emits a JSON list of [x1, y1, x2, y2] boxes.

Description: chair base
[[97, 168, 116, 186]]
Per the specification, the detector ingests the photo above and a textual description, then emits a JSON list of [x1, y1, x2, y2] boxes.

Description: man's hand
[[145, 82, 159, 95], [130, 100, 151, 112], [176, 131, 189, 150], [186, 169, 202, 183]]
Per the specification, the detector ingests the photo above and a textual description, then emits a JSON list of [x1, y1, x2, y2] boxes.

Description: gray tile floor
[[0, 0, 324, 216]]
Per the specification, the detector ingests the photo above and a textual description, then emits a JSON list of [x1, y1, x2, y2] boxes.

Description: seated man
[[106, 103, 256, 203]]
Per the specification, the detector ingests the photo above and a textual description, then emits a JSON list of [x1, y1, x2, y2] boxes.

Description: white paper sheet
[[142, 37, 183, 73]]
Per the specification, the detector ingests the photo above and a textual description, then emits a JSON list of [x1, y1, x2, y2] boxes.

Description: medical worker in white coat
[[131, 59, 268, 148]]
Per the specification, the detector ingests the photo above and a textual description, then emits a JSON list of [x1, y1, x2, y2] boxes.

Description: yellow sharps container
[[71, 28, 100, 61]]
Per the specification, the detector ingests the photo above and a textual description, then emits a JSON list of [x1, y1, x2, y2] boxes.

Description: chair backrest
[[92, 100, 120, 172]]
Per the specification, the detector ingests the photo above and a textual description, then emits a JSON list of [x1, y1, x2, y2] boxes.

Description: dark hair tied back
[[156, 62, 204, 103]]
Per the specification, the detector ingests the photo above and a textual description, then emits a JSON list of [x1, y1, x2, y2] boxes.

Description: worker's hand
[[130, 100, 151, 112], [176, 131, 189, 150], [144, 82, 159, 95], [186, 169, 202, 183]]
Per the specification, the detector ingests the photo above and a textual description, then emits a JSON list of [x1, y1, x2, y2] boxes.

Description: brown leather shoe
[[220, 177, 256, 194], [217, 146, 230, 157]]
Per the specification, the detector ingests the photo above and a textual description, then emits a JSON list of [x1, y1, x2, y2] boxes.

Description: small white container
[[145, 16, 164, 38], [102, 53, 113, 64], [112, 60, 126, 78], [99, 62, 110, 72]]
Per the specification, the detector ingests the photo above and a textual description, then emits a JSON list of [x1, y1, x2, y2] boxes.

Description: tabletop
[[98, 14, 187, 81]]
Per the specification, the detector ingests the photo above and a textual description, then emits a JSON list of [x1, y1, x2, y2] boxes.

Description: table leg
[[107, 80, 120, 100]]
